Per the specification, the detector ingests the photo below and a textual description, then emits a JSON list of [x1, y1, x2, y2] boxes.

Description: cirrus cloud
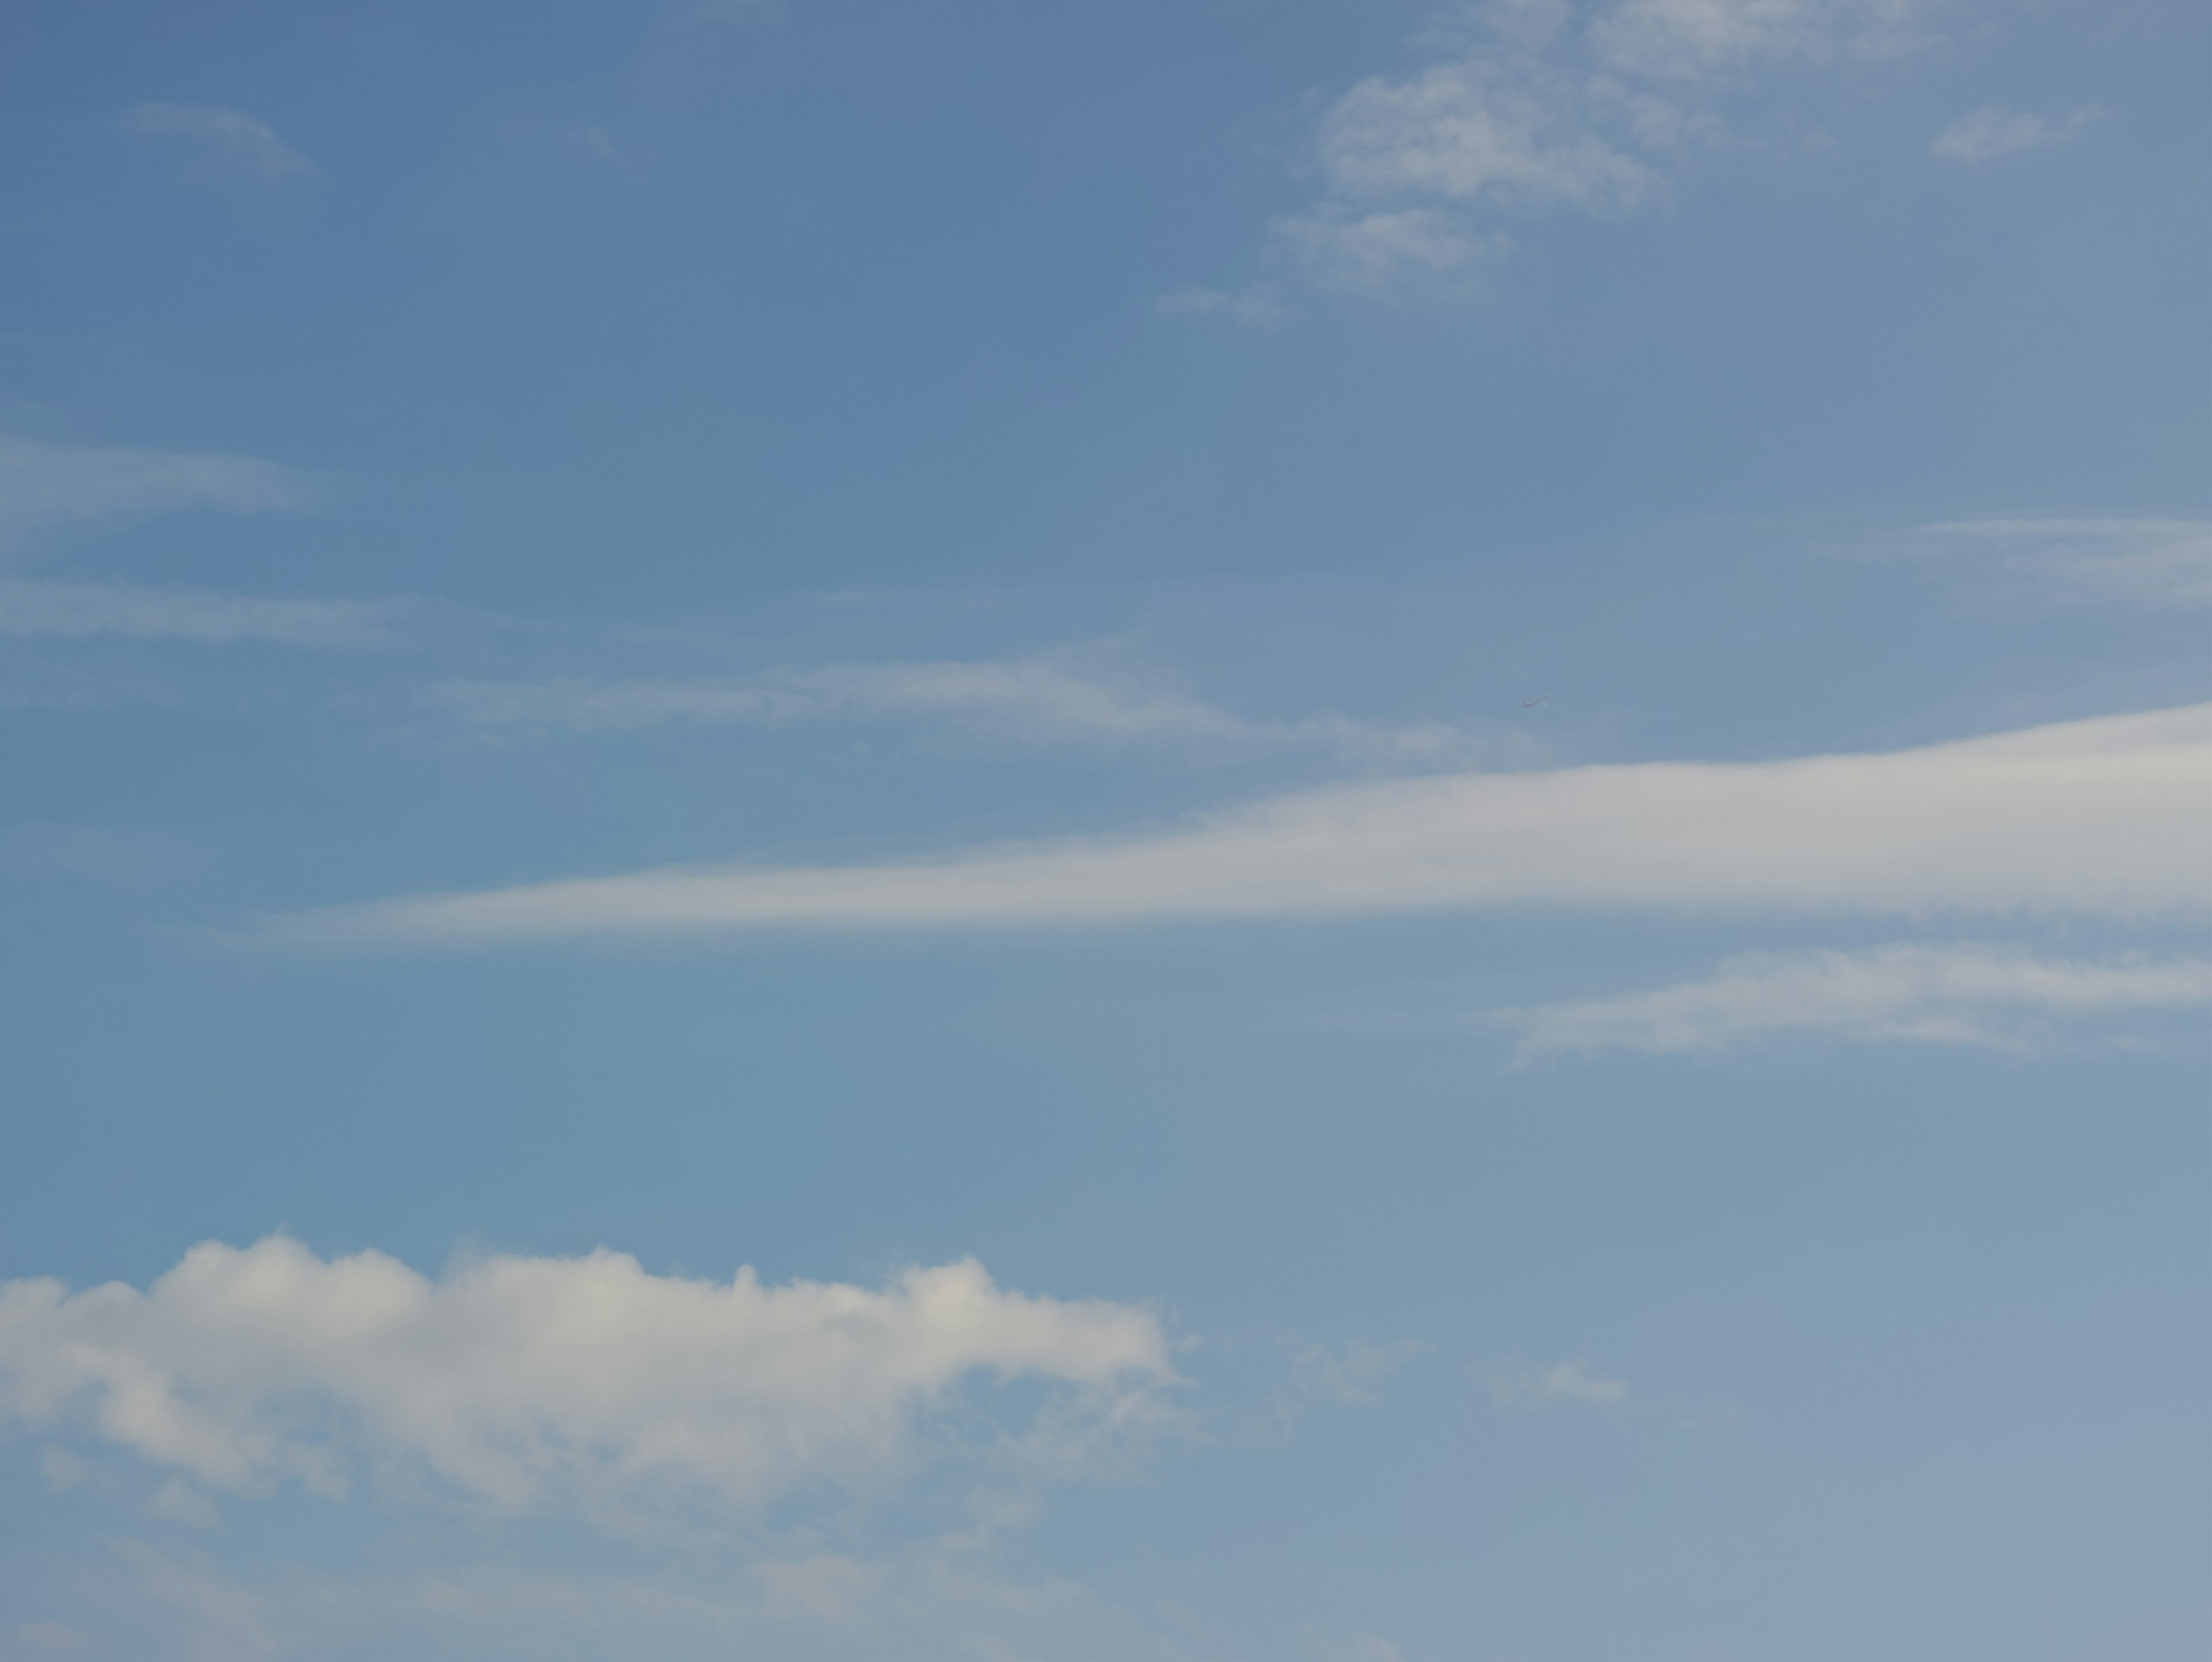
[[1499, 942, 2212, 1057], [276, 701, 2212, 946], [126, 103, 314, 183]]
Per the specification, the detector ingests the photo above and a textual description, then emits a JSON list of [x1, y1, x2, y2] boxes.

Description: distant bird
[[1521, 695, 1549, 709]]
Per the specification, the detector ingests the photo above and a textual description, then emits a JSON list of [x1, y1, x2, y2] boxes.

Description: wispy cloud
[[1887, 516, 2212, 608], [0, 1236, 1173, 1518], [276, 701, 2212, 945], [0, 435, 311, 560], [1500, 942, 2212, 1057], [0, 581, 405, 648], [1177, 0, 1951, 305], [428, 658, 1491, 761], [1484, 1358, 1628, 1408], [1931, 105, 2104, 166], [125, 103, 315, 183], [77, 1531, 1200, 1662]]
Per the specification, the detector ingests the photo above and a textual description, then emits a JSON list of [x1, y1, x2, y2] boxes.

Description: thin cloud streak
[[429, 659, 1489, 761], [0, 581, 406, 648], [1501, 942, 2212, 1057], [1931, 105, 2103, 165], [0, 435, 311, 558], [126, 103, 315, 181], [1892, 516, 2212, 608], [276, 702, 2212, 945]]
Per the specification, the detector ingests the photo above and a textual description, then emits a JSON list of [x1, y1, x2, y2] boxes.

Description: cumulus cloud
[[428, 658, 1486, 761], [1484, 1358, 1628, 1407], [0, 435, 310, 560], [125, 103, 315, 183], [0, 1237, 1175, 1517], [1931, 105, 2103, 165], [0, 581, 405, 648], [1887, 516, 2212, 608], [279, 701, 2212, 945], [1501, 942, 2212, 1056]]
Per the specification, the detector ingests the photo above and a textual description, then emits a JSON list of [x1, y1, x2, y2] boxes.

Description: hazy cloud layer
[[50, 1532, 1204, 1662], [283, 702, 2212, 944], [0, 435, 310, 558], [1891, 516, 2212, 608], [126, 103, 315, 182], [1931, 105, 2103, 165], [1484, 1358, 1629, 1407], [430, 658, 1490, 762], [0, 581, 404, 647], [0, 1237, 1173, 1517], [1501, 942, 2212, 1056]]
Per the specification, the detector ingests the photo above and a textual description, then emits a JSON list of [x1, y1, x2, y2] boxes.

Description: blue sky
[[2, 2, 2211, 1658]]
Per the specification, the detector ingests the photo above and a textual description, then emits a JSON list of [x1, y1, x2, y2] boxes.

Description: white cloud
[[1931, 104, 2103, 165], [428, 658, 1488, 762], [281, 701, 2212, 945], [1484, 1359, 1628, 1407], [0, 435, 310, 560], [1891, 516, 2212, 607], [0, 581, 404, 647], [1501, 942, 2212, 1056], [1315, 57, 1662, 213], [125, 103, 314, 182], [0, 1236, 1174, 1517], [1274, 208, 1514, 293], [1206, 0, 1948, 295]]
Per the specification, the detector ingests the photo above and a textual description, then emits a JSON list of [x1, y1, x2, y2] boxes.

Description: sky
[[2, 2, 2210, 1659]]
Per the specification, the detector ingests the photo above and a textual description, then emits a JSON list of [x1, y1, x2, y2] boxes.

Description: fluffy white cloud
[[1890, 516, 2212, 607], [0, 1237, 1174, 1515], [1931, 105, 2103, 165], [126, 103, 314, 182], [0, 581, 404, 647], [1501, 942, 2212, 1056], [429, 658, 1488, 762], [283, 701, 2212, 944], [0, 436, 310, 559]]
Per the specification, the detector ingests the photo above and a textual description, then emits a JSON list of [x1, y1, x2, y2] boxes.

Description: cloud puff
[[1888, 516, 2212, 608], [1931, 105, 2103, 165], [0, 1237, 1174, 1516], [0, 581, 404, 648], [125, 103, 314, 182], [281, 701, 2212, 945], [0, 436, 310, 561], [429, 658, 1488, 762], [1500, 942, 2212, 1057]]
